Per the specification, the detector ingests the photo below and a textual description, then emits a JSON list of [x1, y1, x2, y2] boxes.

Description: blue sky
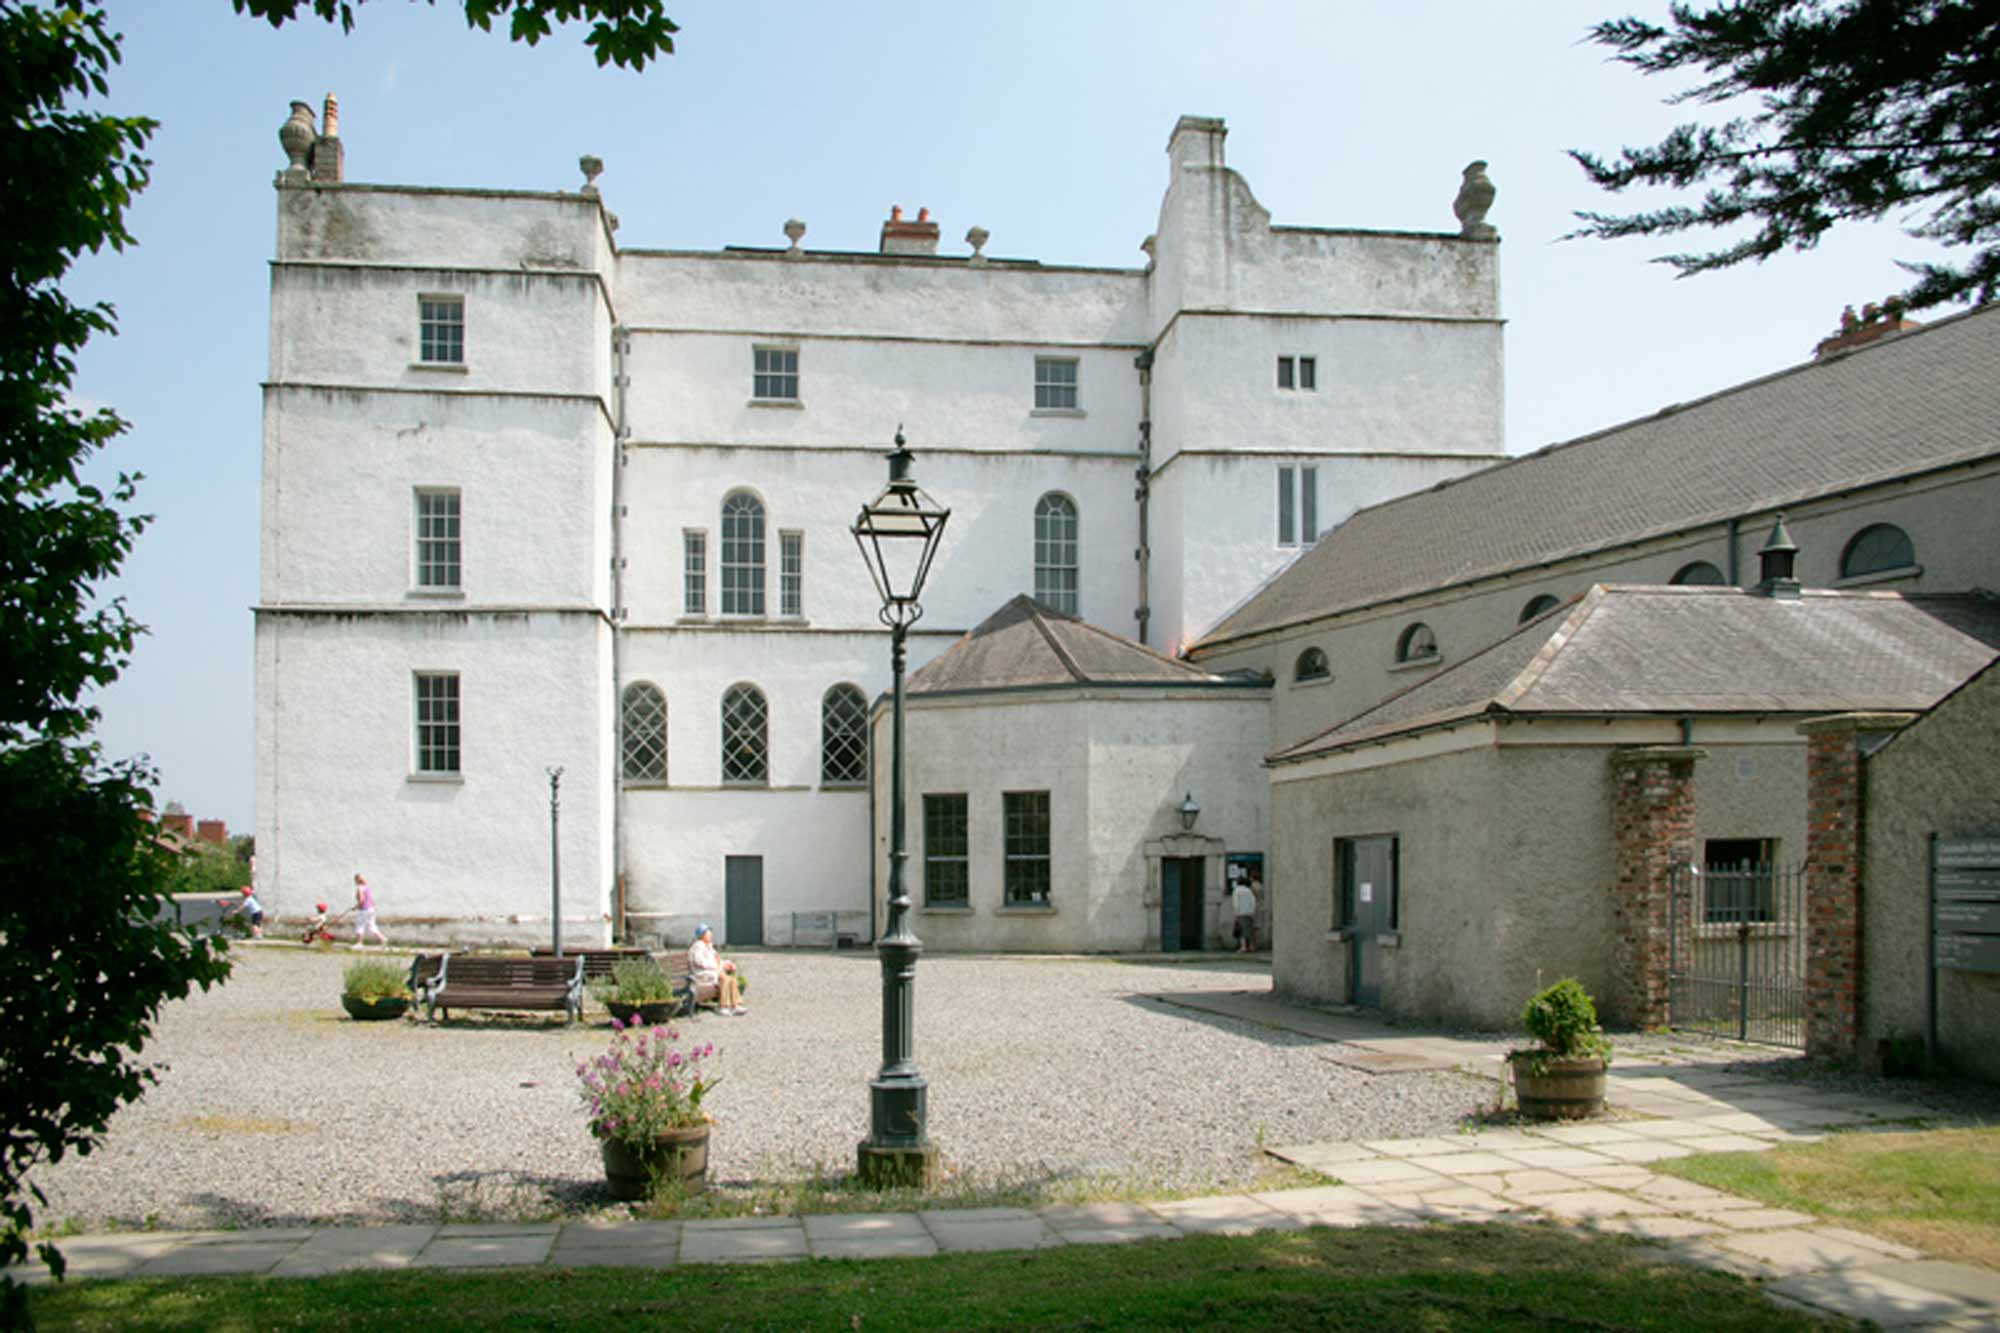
[[73, 0, 1956, 829]]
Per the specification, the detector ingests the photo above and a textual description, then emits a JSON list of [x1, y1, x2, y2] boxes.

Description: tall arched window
[[821, 684, 869, 784], [1396, 622, 1438, 663], [1034, 492, 1079, 615], [620, 682, 667, 782], [1671, 561, 1726, 586], [1840, 524, 1916, 579], [721, 683, 768, 785], [1518, 594, 1562, 623], [721, 491, 766, 615], [1294, 647, 1330, 682]]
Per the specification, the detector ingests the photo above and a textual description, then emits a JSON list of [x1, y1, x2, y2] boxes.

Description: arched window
[[1396, 622, 1438, 664], [720, 683, 768, 785], [1671, 561, 1727, 586], [1034, 492, 1079, 615], [821, 684, 868, 785], [1294, 647, 1330, 683], [1840, 524, 1916, 579], [620, 682, 667, 782], [721, 491, 766, 615], [1518, 594, 1562, 623]]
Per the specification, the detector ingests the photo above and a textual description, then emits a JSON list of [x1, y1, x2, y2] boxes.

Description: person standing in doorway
[[352, 872, 388, 948], [1233, 874, 1259, 953]]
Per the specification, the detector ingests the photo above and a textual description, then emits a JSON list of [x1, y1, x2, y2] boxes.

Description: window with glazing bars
[[721, 492, 765, 615], [1034, 357, 1078, 410], [621, 682, 667, 782], [683, 530, 706, 615], [780, 531, 803, 617], [1003, 790, 1051, 905], [752, 347, 798, 400], [414, 672, 460, 774], [924, 794, 969, 906], [1033, 493, 1079, 614], [721, 683, 768, 784], [415, 489, 460, 588], [1277, 465, 1318, 546], [419, 296, 464, 364], [820, 684, 867, 784]]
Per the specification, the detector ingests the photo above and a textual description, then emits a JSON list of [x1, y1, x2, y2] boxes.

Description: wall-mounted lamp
[[1178, 790, 1201, 832]]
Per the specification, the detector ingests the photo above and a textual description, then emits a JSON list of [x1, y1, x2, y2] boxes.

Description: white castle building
[[255, 103, 1506, 948]]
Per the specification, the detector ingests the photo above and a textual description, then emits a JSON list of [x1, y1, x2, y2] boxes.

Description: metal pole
[[865, 619, 928, 1170], [548, 766, 564, 957]]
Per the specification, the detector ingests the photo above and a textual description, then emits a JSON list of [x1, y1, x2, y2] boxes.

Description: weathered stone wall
[[1858, 668, 2000, 1081]]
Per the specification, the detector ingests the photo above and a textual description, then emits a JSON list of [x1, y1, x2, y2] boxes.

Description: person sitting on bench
[[688, 924, 746, 1016]]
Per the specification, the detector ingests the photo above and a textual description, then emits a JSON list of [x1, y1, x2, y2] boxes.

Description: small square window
[[753, 347, 799, 401], [419, 296, 464, 365], [1034, 357, 1079, 410], [683, 530, 707, 615], [1299, 356, 1317, 391], [414, 488, 461, 589], [780, 531, 803, 617], [414, 672, 460, 774], [1277, 356, 1294, 390]]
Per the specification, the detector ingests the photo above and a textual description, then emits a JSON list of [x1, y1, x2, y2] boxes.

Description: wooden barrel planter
[[341, 995, 410, 1022], [605, 1000, 680, 1028], [599, 1124, 710, 1200], [1510, 1054, 1607, 1120]]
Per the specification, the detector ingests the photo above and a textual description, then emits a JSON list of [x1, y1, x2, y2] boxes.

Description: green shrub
[[1520, 977, 1610, 1062], [341, 958, 409, 1002], [592, 958, 678, 1006]]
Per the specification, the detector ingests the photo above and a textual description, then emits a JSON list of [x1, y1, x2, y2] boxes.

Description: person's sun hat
[[695, 922, 710, 938]]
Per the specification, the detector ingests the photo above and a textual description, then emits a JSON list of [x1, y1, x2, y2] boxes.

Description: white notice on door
[[1359, 883, 1373, 903]]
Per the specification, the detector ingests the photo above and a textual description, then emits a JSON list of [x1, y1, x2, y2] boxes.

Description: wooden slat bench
[[529, 946, 654, 982], [424, 953, 585, 1025]]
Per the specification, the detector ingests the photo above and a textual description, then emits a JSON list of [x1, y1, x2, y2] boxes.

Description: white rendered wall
[[277, 185, 615, 280], [254, 610, 613, 943], [873, 689, 1270, 953]]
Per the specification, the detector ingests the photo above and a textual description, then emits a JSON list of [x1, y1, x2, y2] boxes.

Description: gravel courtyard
[[27, 946, 1497, 1231]]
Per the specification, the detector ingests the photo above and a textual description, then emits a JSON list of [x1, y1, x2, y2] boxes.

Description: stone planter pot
[[1510, 1053, 1608, 1119], [605, 1000, 680, 1027], [599, 1124, 710, 1200], [341, 994, 409, 1022]]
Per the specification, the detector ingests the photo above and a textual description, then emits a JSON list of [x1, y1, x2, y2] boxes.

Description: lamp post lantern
[[851, 427, 949, 1187]]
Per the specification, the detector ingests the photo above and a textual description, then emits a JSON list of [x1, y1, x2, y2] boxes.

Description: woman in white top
[[687, 924, 745, 1015]]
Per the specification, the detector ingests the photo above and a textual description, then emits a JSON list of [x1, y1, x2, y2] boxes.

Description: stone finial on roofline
[[1454, 160, 1497, 240], [579, 155, 604, 196], [965, 226, 989, 263], [783, 218, 806, 256], [277, 100, 317, 183]]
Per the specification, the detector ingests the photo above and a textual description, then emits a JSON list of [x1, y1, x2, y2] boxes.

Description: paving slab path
[[14, 990, 1997, 1329]]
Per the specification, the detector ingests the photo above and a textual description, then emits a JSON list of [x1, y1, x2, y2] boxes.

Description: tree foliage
[[1570, 0, 2000, 310], [0, 2, 676, 1317], [232, 0, 678, 69]]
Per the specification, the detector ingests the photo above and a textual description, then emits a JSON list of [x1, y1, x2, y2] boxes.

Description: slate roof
[[1268, 586, 2000, 764], [909, 594, 1256, 696], [1198, 302, 2000, 651]]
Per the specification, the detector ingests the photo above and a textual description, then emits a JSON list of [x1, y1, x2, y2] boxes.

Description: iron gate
[[1668, 859, 1809, 1048]]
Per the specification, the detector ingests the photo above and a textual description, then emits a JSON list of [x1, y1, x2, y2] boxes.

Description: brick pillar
[[1798, 712, 1913, 1063], [1609, 745, 1706, 1028]]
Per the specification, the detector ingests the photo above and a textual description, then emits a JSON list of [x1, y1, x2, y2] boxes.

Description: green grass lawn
[[27, 1223, 1828, 1331], [1659, 1125, 2000, 1268]]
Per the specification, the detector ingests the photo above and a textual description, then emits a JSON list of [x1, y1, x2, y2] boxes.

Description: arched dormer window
[[620, 682, 667, 782], [1671, 561, 1726, 586], [820, 683, 868, 785], [1840, 524, 1916, 579], [1034, 493, 1079, 614], [1519, 594, 1562, 623], [1396, 622, 1438, 664], [721, 683, 768, 785], [1294, 647, 1330, 683], [721, 491, 766, 615]]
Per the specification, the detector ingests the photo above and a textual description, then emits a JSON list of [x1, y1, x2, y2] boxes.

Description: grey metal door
[[1160, 858, 1205, 951], [725, 855, 764, 947], [1342, 836, 1397, 1006]]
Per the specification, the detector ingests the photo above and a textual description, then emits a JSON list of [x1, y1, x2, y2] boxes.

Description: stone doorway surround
[[1144, 834, 1226, 951]]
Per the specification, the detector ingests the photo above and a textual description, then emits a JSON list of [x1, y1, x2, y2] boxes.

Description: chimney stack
[[310, 93, 344, 184], [197, 819, 228, 845], [879, 205, 939, 256], [1813, 296, 1918, 359], [1755, 513, 1801, 599]]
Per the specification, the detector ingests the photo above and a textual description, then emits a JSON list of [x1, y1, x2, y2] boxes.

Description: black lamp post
[[851, 428, 950, 1187]]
